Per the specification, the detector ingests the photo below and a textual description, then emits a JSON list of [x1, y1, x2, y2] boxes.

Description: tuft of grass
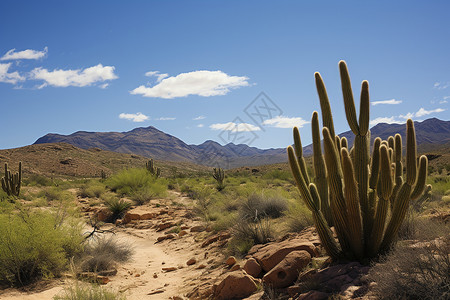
[[78, 180, 106, 198], [105, 198, 131, 221], [78, 237, 133, 272], [241, 193, 288, 219], [53, 281, 127, 300]]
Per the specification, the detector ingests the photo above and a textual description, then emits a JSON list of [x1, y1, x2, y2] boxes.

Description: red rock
[[243, 258, 262, 278], [95, 208, 111, 222], [178, 230, 188, 237], [263, 250, 311, 288], [156, 222, 174, 231], [225, 256, 237, 266], [249, 238, 318, 272], [230, 264, 240, 271], [156, 234, 175, 243], [162, 267, 177, 272], [186, 258, 197, 266], [214, 270, 258, 300]]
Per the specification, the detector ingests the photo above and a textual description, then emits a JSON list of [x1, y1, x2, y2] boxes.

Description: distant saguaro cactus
[[146, 159, 161, 178], [287, 61, 428, 261], [212, 167, 225, 191], [1, 162, 22, 199]]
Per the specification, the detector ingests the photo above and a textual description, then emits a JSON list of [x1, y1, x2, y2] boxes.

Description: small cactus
[[212, 167, 225, 191], [1, 162, 22, 199], [146, 159, 161, 178], [287, 61, 429, 261]]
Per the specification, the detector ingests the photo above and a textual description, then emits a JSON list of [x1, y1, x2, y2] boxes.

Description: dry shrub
[[79, 237, 133, 272], [368, 223, 450, 300]]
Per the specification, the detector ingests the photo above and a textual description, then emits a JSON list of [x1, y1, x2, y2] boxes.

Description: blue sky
[[1, 0, 449, 150]]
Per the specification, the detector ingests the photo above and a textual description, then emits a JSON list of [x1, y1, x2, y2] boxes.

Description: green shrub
[[285, 201, 314, 233], [23, 174, 53, 186], [130, 184, 167, 205], [78, 237, 133, 272], [37, 186, 73, 202], [78, 181, 106, 198], [0, 208, 83, 286], [106, 168, 166, 197], [54, 281, 127, 300]]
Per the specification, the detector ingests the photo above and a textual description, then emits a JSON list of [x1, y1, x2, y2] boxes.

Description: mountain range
[[34, 118, 450, 168]]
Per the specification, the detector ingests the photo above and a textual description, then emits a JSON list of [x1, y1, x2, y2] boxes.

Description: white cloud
[[371, 99, 402, 106], [29, 64, 118, 88], [154, 117, 176, 121], [415, 107, 445, 117], [193, 115, 206, 120], [145, 70, 169, 83], [1, 47, 48, 61], [370, 106, 446, 126], [131, 70, 249, 99], [210, 122, 260, 132], [99, 83, 109, 89], [119, 112, 149, 122], [197, 124, 204, 128], [433, 82, 449, 90], [0, 63, 25, 84], [370, 117, 404, 126], [439, 100, 448, 104], [262, 116, 309, 128]]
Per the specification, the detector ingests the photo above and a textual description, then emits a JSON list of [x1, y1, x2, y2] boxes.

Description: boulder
[[263, 250, 311, 288], [186, 258, 197, 266], [297, 290, 329, 300], [243, 258, 262, 278], [214, 270, 258, 300], [225, 256, 237, 266], [249, 238, 317, 272]]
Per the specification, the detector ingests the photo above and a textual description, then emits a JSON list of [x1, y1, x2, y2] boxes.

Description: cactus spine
[[287, 61, 428, 260], [212, 167, 225, 191], [146, 159, 161, 178], [1, 162, 22, 198]]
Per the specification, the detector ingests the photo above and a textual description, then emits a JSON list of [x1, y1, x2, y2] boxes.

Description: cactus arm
[[339, 60, 359, 135], [359, 81, 370, 135], [293, 127, 310, 185], [341, 137, 348, 149], [323, 127, 352, 254], [410, 156, 428, 200], [315, 72, 336, 139], [311, 112, 331, 225], [341, 148, 364, 258]]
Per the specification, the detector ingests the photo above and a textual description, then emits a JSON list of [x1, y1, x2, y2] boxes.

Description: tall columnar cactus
[[212, 167, 225, 191], [146, 159, 161, 178], [1, 162, 22, 198], [287, 61, 428, 261]]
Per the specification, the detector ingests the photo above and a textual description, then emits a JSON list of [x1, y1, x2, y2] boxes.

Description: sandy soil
[[0, 193, 222, 300]]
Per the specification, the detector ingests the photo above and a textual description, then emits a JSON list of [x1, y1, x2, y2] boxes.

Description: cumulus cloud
[[119, 112, 149, 122], [210, 122, 260, 132], [29, 64, 118, 88], [131, 70, 249, 99], [145, 70, 169, 83], [370, 106, 446, 126], [193, 115, 206, 120], [1, 47, 48, 61], [262, 116, 309, 128], [0, 63, 25, 84], [154, 117, 176, 121], [371, 99, 402, 106], [415, 107, 445, 117]]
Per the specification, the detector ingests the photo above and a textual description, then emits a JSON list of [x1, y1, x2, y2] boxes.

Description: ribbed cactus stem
[[315, 72, 336, 139], [311, 112, 331, 224], [405, 120, 417, 185], [359, 80, 370, 135], [293, 127, 310, 185], [341, 148, 363, 258], [339, 61, 359, 135], [323, 127, 351, 254], [1, 162, 22, 198], [212, 167, 225, 190]]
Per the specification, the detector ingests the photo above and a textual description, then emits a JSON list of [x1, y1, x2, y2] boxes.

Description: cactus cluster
[[1, 162, 22, 198], [288, 61, 428, 261], [146, 159, 161, 178], [212, 167, 225, 191]]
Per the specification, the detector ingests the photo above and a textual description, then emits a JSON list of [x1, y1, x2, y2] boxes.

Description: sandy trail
[[0, 193, 217, 300]]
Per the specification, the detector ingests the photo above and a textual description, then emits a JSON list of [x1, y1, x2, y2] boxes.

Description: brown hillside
[[0, 142, 209, 178]]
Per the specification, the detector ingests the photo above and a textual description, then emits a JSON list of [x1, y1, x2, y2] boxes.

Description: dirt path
[[0, 192, 222, 300]]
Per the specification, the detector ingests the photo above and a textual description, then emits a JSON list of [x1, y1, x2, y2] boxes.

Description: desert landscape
[[1, 1, 450, 300]]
